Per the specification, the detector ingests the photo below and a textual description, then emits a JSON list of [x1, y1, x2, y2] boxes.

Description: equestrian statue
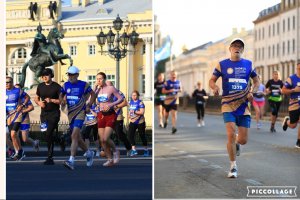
[[20, 23, 73, 88]]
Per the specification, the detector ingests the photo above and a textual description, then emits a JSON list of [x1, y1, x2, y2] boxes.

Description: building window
[[272, 45, 275, 58], [88, 45, 95, 55], [283, 19, 285, 32], [17, 48, 26, 58], [258, 48, 261, 60], [70, 45, 77, 56], [107, 74, 115, 86], [268, 25, 271, 37], [288, 17, 290, 31], [262, 47, 264, 59], [273, 23, 275, 36], [293, 39, 295, 53], [262, 28, 264, 39], [142, 74, 145, 94], [259, 29, 261, 40], [87, 75, 96, 87], [277, 43, 280, 56], [268, 46, 271, 58], [282, 41, 285, 55], [293, 16, 296, 30], [142, 44, 146, 55], [277, 22, 280, 35], [287, 40, 290, 54]]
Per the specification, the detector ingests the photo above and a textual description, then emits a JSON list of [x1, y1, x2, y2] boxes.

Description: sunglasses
[[6, 81, 12, 84], [68, 73, 77, 76]]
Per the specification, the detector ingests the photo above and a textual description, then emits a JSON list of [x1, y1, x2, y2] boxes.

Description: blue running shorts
[[223, 112, 251, 128]]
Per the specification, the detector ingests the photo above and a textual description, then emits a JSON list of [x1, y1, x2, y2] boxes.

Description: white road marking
[[198, 159, 208, 163], [187, 155, 197, 158], [171, 147, 178, 150], [209, 164, 222, 169], [245, 179, 263, 186]]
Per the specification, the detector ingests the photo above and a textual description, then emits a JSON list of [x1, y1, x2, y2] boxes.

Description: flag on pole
[[154, 36, 171, 67]]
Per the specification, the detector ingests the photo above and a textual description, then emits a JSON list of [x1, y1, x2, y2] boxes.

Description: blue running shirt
[[212, 58, 257, 115], [284, 74, 300, 111]]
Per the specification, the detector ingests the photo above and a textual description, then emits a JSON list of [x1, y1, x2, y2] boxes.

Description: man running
[[282, 63, 300, 148], [35, 68, 63, 165], [162, 70, 182, 134], [6, 76, 29, 161], [60, 66, 95, 170], [209, 38, 259, 178]]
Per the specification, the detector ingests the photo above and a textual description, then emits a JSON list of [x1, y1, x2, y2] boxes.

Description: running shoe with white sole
[[103, 159, 114, 167], [113, 150, 120, 164], [201, 121, 205, 127], [295, 140, 300, 149], [63, 160, 74, 170], [15, 150, 26, 161], [143, 149, 149, 157], [86, 150, 94, 167], [130, 149, 138, 157], [282, 116, 290, 131], [227, 166, 238, 178]]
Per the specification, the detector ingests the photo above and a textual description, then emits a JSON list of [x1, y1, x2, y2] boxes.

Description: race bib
[[97, 94, 109, 103], [40, 122, 48, 132], [228, 78, 247, 92], [272, 89, 280, 96]]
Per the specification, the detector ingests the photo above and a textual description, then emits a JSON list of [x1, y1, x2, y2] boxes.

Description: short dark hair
[[97, 72, 106, 79]]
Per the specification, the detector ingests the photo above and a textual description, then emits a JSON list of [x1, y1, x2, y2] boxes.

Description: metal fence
[[180, 95, 290, 117], [28, 121, 152, 146]]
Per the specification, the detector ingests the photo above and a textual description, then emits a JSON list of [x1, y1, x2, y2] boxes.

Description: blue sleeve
[[250, 68, 257, 78], [212, 68, 222, 78], [61, 84, 66, 95], [84, 84, 92, 95], [139, 101, 145, 109], [284, 81, 292, 89]]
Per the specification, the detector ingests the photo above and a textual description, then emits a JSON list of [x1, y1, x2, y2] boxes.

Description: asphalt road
[[7, 155, 152, 200], [154, 112, 300, 199]]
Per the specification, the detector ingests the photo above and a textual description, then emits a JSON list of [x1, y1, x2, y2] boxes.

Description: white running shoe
[[227, 166, 238, 178], [103, 159, 114, 167], [113, 150, 120, 164], [86, 150, 94, 167], [201, 120, 205, 127]]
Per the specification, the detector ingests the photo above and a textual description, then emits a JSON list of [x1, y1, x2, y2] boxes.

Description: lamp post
[[96, 14, 139, 89]]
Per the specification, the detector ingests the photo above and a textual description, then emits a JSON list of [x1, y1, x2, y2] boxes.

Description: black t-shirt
[[36, 81, 61, 112], [265, 79, 283, 97], [154, 80, 165, 98], [192, 89, 207, 104]]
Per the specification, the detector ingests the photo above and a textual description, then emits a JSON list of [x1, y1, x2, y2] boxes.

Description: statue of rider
[[31, 23, 56, 64]]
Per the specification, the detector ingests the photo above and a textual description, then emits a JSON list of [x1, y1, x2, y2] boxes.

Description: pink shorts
[[253, 100, 265, 107]]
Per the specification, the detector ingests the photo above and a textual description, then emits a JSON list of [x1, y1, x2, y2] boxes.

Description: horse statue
[[19, 25, 73, 88]]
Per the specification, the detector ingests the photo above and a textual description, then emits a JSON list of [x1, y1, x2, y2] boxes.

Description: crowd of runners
[[6, 66, 150, 170], [155, 38, 300, 179]]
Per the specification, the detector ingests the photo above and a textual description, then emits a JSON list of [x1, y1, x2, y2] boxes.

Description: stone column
[[25, 43, 35, 88], [143, 37, 152, 100], [127, 44, 134, 99]]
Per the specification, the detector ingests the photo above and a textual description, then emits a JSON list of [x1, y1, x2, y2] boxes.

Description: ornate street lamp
[[96, 14, 139, 89]]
